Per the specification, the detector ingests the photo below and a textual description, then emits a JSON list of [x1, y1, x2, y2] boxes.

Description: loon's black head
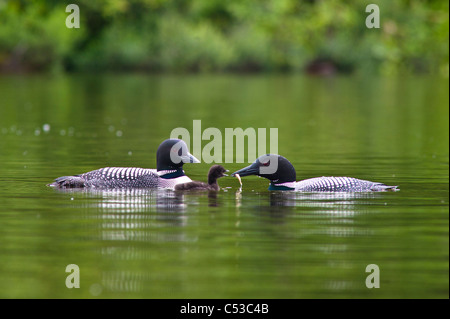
[[156, 139, 200, 171], [208, 165, 229, 185], [231, 154, 296, 185]]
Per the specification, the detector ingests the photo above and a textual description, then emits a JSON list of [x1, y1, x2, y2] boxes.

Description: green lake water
[[0, 74, 448, 298]]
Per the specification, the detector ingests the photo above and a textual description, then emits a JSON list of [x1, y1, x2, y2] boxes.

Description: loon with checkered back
[[231, 154, 399, 192], [48, 139, 200, 189]]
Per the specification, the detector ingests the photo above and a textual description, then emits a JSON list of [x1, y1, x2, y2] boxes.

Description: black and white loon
[[48, 139, 200, 189], [231, 154, 399, 192]]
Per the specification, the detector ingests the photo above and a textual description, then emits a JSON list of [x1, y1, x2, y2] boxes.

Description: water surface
[[0, 74, 448, 298]]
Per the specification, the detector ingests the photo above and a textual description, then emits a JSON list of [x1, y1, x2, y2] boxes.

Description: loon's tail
[[47, 175, 86, 188], [372, 184, 399, 192]]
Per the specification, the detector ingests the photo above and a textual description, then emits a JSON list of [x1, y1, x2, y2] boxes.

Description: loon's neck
[[208, 176, 218, 186], [269, 181, 296, 191], [158, 168, 186, 179]]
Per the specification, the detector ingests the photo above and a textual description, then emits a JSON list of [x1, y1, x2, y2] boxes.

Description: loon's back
[[295, 176, 398, 192], [49, 167, 191, 189]]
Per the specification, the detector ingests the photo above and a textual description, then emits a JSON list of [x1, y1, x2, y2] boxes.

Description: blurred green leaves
[[0, 0, 448, 75]]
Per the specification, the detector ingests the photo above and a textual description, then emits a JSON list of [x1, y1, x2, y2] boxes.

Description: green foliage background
[[0, 0, 448, 75]]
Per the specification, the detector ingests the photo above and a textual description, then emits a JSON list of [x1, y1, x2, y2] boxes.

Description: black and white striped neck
[[157, 168, 186, 179]]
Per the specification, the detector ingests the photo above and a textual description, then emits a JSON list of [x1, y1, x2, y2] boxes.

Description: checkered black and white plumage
[[48, 139, 199, 189], [294, 176, 398, 192], [233, 154, 399, 192], [50, 167, 192, 189]]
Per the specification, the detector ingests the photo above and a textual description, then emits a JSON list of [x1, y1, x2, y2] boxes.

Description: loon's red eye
[[262, 161, 270, 166]]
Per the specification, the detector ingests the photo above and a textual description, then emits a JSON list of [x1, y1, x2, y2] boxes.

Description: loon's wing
[[295, 176, 398, 192]]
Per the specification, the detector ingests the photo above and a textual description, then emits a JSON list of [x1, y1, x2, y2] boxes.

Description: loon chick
[[231, 154, 398, 192], [48, 139, 200, 189], [175, 165, 228, 191]]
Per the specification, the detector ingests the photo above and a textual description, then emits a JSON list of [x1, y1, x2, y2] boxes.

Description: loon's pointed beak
[[182, 152, 200, 163], [231, 163, 259, 177]]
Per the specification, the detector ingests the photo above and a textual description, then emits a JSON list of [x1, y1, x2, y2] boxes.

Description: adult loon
[[175, 165, 228, 191], [48, 139, 200, 189], [231, 154, 398, 192]]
